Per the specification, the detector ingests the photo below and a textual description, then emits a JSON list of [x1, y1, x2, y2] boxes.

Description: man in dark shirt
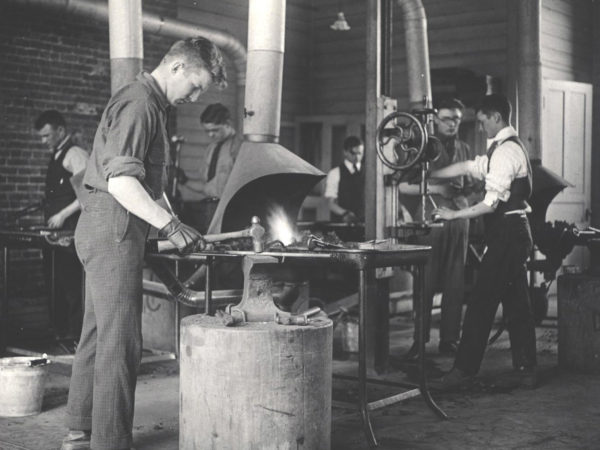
[[34, 110, 89, 342], [60, 37, 227, 450]]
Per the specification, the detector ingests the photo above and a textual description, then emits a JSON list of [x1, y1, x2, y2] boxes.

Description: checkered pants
[[66, 191, 148, 450]]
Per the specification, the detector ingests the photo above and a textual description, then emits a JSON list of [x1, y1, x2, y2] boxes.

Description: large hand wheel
[[376, 111, 427, 171]]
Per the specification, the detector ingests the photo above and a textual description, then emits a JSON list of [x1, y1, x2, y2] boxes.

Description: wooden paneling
[[310, 0, 510, 115], [541, 0, 593, 82]]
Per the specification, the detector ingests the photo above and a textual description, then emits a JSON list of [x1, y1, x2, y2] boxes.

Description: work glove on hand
[[159, 216, 206, 254], [342, 210, 359, 224]]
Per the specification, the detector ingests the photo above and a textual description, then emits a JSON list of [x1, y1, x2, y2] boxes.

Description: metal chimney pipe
[[243, 0, 286, 143], [108, 0, 143, 93], [9, 0, 248, 123], [396, 0, 433, 112]]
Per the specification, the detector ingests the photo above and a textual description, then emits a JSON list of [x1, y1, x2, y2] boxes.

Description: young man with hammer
[[430, 93, 537, 389], [61, 37, 227, 450]]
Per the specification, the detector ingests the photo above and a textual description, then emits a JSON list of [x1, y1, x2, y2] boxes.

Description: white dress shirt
[[324, 159, 362, 199], [464, 126, 529, 208]]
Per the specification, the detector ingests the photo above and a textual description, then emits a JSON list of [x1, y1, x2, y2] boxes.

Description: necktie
[[352, 163, 359, 174], [207, 140, 225, 182]]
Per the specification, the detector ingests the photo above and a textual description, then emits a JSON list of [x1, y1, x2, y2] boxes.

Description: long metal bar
[[1, 246, 8, 354], [358, 268, 377, 447], [50, 248, 56, 338], [205, 256, 213, 316], [415, 263, 447, 419], [175, 260, 180, 359]]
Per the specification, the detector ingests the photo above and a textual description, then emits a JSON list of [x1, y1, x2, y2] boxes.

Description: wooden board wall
[[541, 0, 593, 82]]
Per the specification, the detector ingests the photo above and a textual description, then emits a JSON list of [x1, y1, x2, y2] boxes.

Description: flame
[[267, 206, 299, 246]]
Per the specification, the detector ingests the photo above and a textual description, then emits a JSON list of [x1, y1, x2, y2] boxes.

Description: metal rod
[[175, 260, 180, 359], [358, 268, 378, 447], [50, 249, 56, 338], [415, 263, 448, 419], [1, 246, 9, 354], [205, 256, 213, 316]]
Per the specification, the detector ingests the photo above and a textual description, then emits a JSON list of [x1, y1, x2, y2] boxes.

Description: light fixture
[[330, 11, 351, 31]]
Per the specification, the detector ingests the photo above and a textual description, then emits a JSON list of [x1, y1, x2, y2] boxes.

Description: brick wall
[[0, 0, 178, 338]]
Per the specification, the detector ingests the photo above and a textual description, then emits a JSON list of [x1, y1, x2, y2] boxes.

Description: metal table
[[146, 243, 446, 447]]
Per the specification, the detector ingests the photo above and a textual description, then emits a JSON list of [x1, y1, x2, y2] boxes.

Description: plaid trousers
[[66, 191, 148, 450]]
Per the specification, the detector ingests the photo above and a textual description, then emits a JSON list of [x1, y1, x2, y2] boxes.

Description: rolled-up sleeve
[[101, 99, 157, 181], [324, 167, 340, 199]]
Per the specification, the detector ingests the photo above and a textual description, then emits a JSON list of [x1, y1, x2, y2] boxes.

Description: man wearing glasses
[[399, 97, 474, 359]]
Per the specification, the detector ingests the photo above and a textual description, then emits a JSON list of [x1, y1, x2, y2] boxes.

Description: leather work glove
[[159, 216, 206, 254]]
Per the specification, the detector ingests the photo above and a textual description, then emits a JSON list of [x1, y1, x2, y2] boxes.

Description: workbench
[[146, 242, 446, 447]]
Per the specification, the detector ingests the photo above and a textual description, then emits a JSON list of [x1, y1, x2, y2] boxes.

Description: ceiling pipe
[[8, 0, 247, 124], [108, 0, 143, 93], [396, 0, 433, 112], [243, 0, 285, 142]]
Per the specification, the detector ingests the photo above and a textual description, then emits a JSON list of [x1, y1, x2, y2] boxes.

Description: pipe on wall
[[396, 0, 433, 112], [108, 0, 143, 93], [243, 0, 286, 142], [9, 0, 248, 123], [516, 0, 542, 160]]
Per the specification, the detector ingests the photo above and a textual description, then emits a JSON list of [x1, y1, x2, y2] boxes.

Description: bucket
[[0, 356, 50, 417]]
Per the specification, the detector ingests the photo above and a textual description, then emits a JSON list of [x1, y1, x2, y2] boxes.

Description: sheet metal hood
[[208, 0, 324, 234]]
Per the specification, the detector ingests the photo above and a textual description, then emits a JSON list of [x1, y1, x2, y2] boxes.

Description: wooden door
[[542, 80, 593, 278]]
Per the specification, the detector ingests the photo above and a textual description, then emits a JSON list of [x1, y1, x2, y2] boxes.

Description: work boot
[[438, 341, 458, 356], [503, 366, 539, 389], [429, 367, 473, 391], [402, 341, 420, 361], [60, 430, 91, 450]]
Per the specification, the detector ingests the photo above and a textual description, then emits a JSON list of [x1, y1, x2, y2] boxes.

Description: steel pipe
[[396, 0, 433, 112]]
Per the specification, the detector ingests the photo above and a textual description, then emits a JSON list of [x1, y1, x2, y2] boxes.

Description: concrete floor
[[1, 309, 599, 450]]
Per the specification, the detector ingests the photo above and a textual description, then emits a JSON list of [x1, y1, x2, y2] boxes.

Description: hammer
[[157, 216, 266, 253]]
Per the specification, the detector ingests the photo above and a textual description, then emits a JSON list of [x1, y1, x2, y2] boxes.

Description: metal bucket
[[0, 356, 50, 417]]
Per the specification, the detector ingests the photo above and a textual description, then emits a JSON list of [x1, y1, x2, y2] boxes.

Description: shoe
[[60, 430, 91, 450], [402, 342, 420, 361], [429, 368, 473, 391], [508, 366, 539, 389], [438, 341, 458, 355]]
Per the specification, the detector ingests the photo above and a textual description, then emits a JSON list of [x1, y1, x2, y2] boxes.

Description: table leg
[[415, 263, 447, 419], [359, 268, 378, 447], [175, 260, 180, 358], [205, 256, 213, 316], [1, 246, 9, 354]]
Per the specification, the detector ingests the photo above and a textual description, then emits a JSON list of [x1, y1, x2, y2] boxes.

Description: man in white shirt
[[34, 110, 89, 342], [324, 136, 364, 223], [430, 94, 537, 388]]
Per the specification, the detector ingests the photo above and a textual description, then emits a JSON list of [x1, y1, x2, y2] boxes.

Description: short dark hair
[[343, 136, 363, 152], [477, 93, 511, 124], [435, 97, 465, 112], [200, 103, 231, 125], [163, 37, 228, 89], [34, 110, 66, 130]]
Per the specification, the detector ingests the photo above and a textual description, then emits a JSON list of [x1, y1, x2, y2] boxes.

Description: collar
[[137, 71, 170, 111], [344, 159, 361, 173], [487, 126, 517, 148], [53, 134, 72, 158]]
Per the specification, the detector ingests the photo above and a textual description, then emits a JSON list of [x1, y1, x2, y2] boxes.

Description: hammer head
[[249, 216, 266, 252]]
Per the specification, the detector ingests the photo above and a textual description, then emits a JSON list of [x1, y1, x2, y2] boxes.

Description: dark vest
[[335, 163, 365, 221], [483, 135, 532, 236], [44, 137, 79, 229]]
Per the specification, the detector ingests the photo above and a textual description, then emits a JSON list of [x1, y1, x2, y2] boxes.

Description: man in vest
[[398, 98, 474, 358], [324, 136, 365, 223], [430, 93, 537, 388], [34, 110, 89, 342], [180, 103, 242, 233]]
